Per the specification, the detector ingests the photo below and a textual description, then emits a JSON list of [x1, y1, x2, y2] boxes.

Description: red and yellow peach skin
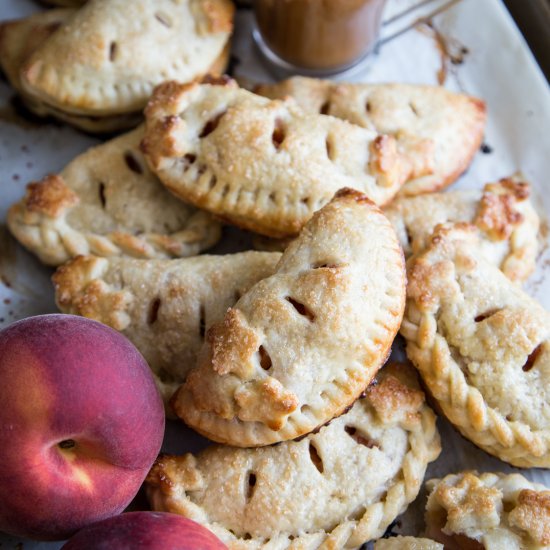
[[0, 314, 165, 540]]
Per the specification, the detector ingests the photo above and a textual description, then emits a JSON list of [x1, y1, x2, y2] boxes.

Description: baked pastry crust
[[19, 0, 234, 117], [53, 252, 280, 405], [147, 363, 441, 549], [7, 127, 221, 266], [0, 8, 230, 133], [141, 79, 417, 238], [385, 175, 539, 282], [425, 471, 550, 549], [256, 76, 486, 197], [374, 537, 442, 550], [252, 234, 295, 253], [401, 225, 550, 467], [172, 189, 406, 446]]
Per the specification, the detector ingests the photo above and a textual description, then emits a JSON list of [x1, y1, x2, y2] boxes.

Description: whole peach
[[0, 314, 164, 540], [61, 512, 228, 549]]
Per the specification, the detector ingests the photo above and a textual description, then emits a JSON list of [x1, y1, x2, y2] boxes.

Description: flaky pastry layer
[[385, 175, 539, 282], [374, 537, 442, 549]]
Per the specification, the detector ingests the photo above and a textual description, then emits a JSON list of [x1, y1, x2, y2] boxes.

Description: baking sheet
[[1, 0, 549, 547]]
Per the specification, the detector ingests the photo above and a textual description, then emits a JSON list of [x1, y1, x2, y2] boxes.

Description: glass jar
[[253, 0, 387, 76]]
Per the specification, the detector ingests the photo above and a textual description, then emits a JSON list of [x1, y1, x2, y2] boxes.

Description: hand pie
[[15, 0, 233, 129], [7, 127, 221, 266], [0, 5, 230, 133], [0, 8, 143, 133], [425, 471, 549, 549], [374, 537, 442, 550], [385, 175, 539, 282], [252, 175, 539, 267], [147, 363, 441, 549], [141, 79, 417, 238], [53, 252, 280, 405], [172, 189, 406, 446], [401, 225, 550, 467], [252, 234, 295, 253], [256, 76, 486, 197]]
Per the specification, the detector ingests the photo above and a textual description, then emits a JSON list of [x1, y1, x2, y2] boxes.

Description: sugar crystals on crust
[[147, 363, 441, 549], [385, 175, 539, 282], [401, 224, 550, 467], [0, 6, 231, 132], [19, 0, 234, 117], [425, 471, 550, 549], [172, 189, 406, 446]]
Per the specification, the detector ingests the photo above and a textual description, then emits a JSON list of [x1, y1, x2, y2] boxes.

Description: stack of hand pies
[[1, 1, 549, 547]]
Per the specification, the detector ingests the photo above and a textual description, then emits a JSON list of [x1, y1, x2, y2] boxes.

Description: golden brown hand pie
[[0, 5, 231, 133], [425, 471, 549, 549], [7, 127, 221, 266], [148, 363, 441, 549], [172, 189, 406, 446], [12, 0, 233, 129], [0, 8, 143, 133], [256, 76, 486, 197], [141, 79, 417, 238], [401, 225, 550, 467], [251, 234, 295, 253], [53, 252, 280, 406], [0, 9, 69, 92], [385, 175, 539, 282]]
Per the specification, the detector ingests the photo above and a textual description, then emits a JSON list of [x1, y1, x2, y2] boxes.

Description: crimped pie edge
[[147, 364, 442, 549], [401, 225, 550, 467]]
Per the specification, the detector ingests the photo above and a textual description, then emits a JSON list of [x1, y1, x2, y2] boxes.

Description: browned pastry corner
[[385, 175, 539, 282]]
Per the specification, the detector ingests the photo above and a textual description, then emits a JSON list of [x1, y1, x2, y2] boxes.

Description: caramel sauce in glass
[[253, 0, 387, 72]]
